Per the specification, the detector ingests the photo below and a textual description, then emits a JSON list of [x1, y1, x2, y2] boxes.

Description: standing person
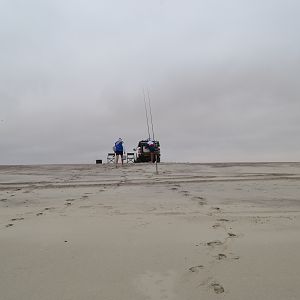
[[147, 140, 156, 163], [114, 138, 124, 165]]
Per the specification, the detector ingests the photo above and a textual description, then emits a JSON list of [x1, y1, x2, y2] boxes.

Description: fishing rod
[[143, 89, 151, 140], [147, 89, 158, 174], [147, 89, 155, 141]]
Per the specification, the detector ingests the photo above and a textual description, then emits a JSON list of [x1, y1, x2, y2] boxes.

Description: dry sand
[[1, 162, 300, 300]]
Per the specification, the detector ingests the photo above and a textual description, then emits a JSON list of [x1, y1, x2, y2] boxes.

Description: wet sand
[[1, 162, 300, 300]]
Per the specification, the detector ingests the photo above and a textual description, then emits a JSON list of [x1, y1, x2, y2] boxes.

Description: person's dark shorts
[[149, 146, 155, 152], [115, 151, 123, 156]]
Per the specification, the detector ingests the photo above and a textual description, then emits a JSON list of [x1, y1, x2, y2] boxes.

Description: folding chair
[[107, 153, 115, 163], [126, 152, 135, 163]]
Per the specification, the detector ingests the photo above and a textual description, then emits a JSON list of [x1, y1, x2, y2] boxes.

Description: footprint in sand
[[212, 223, 221, 229], [195, 242, 208, 247], [44, 207, 55, 211], [169, 187, 178, 191], [188, 265, 204, 273], [216, 253, 227, 260], [217, 218, 230, 222], [211, 207, 221, 211], [11, 217, 24, 221], [191, 197, 207, 205], [228, 232, 237, 238], [207, 240, 223, 247], [36, 212, 43, 216], [215, 253, 240, 261], [230, 254, 240, 260], [193, 196, 205, 200], [210, 282, 225, 294], [148, 207, 157, 211], [179, 191, 190, 197], [5, 223, 14, 228], [0, 198, 7, 202]]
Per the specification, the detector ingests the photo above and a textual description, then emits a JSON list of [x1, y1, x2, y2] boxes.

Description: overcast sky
[[1, 0, 300, 164]]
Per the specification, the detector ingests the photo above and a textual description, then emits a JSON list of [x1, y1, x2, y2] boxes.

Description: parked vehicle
[[134, 140, 161, 163]]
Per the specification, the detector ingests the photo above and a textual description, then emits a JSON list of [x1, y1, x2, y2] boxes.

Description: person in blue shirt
[[114, 138, 124, 165]]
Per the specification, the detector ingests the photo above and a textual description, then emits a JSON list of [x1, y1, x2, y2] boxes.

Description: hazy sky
[[1, 0, 300, 164]]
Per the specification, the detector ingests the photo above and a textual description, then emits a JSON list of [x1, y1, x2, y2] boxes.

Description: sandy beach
[[1, 162, 300, 300]]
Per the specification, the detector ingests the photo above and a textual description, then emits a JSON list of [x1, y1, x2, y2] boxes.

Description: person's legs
[[150, 152, 154, 163], [121, 154, 124, 165], [115, 154, 119, 164]]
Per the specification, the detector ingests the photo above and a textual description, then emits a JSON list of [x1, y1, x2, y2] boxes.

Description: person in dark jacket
[[114, 138, 124, 165], [147, 140, 156, 163]]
